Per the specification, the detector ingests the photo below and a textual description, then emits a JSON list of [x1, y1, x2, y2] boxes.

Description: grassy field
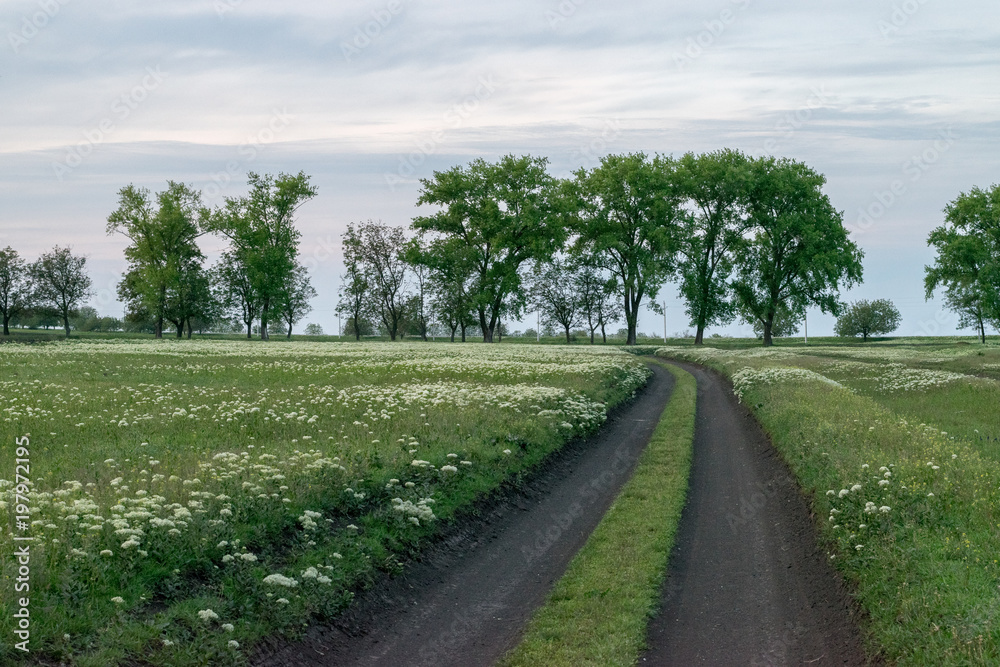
[[657, 339, 1000, 665], [0, 339, 649, 666]]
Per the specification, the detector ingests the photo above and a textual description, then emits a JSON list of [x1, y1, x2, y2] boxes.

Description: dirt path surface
[[256, 362, 675, 667], [641, 361, 867, 666]]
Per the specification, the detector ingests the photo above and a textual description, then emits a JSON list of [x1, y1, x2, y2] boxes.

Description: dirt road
[[640, 361, 867, 666], [256, 362, 676, 667]]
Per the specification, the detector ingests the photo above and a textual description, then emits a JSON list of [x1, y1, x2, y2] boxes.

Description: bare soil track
[[641, 361, 868, 666], [255, 362, 676, 667]]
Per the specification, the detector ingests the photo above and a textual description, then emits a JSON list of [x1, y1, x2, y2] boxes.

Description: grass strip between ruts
[[500, 361, 696, 667]]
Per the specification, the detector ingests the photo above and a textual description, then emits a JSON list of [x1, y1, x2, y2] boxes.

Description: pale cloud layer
[[2, 0, 998, 337]]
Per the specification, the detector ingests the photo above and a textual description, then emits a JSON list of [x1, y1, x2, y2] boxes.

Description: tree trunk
[[175, 322, 184, 338], [762, 318, 773, 347], [564, 325, 571, 344], [186, 319, 193, 339], [2, 315, 9, 336], [601, 322, 607, 344], [479, 309, 493, 343], [449, 325, 456, 343], [979, 317, 986, 344], [260, 298, 270, 340], [695, 325, 705, 346], [246, 321, 252, 339], [590, 329, 595, 344], [155, 315, 163, 339], [287, 319, 293, 339], [460, 323, 466, 343]]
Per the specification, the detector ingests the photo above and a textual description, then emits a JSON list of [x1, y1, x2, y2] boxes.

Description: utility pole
[[804, 311, 808, 345], [337, 312, 342, 341], [536, 311, 540, 343]]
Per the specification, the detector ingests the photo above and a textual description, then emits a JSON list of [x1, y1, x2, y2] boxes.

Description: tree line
[[106, 172, 317, 340], [6, 153, 992, 345], [341, 150, 864, 346]]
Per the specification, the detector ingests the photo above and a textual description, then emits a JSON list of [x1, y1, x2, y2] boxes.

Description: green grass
[[657, 341, 1000, 665], [501, 361, 696, 667], [0, 339, 650, 666]]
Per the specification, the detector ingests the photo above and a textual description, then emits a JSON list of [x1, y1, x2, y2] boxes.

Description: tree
[[834, 299, 901, 341], [212, 249, 259, 339], [675, 149, 751, 345], [413, 154, 566, 342], [342, 221, 410, 341], [29, 246, 93, 337], [0, 247, 33, 336], [531, 257, 582, 343], [404, 244, 432, 341], [273, 264, 316, 339], [202, 171, 317, 340], [570, 153, 685, 345], [731, 157, 863, 346], [925, 184, 1000, 343], [573, 261, 621, 344], [107, 181, 206, 338], [303, 323, 324, 336], [747, 302, 801, 339]]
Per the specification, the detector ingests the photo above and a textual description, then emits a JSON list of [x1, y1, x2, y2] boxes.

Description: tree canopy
[[834, 298, 901, 341], [731, 157, 863, 346], [925, 184, 1000, 343]]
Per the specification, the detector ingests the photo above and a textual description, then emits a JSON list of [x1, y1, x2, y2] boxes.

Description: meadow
[[0, 340, 650, 666], [657, 339, 1000, 665]]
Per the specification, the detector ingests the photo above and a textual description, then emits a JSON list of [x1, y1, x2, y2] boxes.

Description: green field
[[657, 339, 1000, 665], [0, 340, 649, 665]]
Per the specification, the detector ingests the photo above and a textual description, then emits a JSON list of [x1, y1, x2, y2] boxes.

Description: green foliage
[[925, 184, 1000, 343], [0, 246, 33, 335], [202, 171, 317, 340], [28, 246, 93, 337], [569, 153, 685, 345], [413, 154, 566, 342], [731, 157, 863, 346], [834, 298, 901, 340], [107, 182, 207, 339], [675, 149, 751, 344]]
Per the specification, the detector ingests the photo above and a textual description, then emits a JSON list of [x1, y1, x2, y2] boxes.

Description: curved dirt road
[[256, 363, 676, 667], [641, 361, 866, 666]]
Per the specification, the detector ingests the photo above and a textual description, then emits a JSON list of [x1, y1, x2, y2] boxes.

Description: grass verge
[[657, 347, 1000, 665], [500, 361, 696, 667]]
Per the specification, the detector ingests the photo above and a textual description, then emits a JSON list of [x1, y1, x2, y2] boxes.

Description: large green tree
[[570, 153, 685, 345], [732, 157, 863, 346], [273, 263, 316, 339], [675, 149, 751, 344], [203, 171, 317, 340], [413, 154, 566, 342], [925, 184, 1000, 343], [29, 246, 93, 337], [212, 249, 259, 339], [0, 247, 33, 335], [834, 298, 901, 341], [107, 182, 206, 338], [342, 221, 410, 341]]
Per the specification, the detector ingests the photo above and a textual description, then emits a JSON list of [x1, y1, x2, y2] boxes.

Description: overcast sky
[[2, 0, 998, 338]]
